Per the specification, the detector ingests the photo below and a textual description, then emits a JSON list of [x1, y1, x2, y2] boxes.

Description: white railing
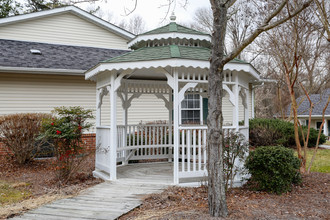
[[178, 126, 246, 180], [95, 124, 249, 182], [95, 126, 111, 173], [117, 124, 173, 163], [178, 126, 207, 178]]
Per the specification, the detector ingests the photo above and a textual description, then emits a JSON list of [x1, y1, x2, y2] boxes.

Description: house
[[0, 6, 167, 154], [295, 89, 330, 137]]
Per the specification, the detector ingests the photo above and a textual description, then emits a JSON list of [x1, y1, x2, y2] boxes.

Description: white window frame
[[179, 94, 203, 125]]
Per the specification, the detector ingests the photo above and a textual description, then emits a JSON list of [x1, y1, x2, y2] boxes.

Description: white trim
[[128, 33, 211, 48], [0, 66, 85, 75], [85, 59, 261, 81], [0, 6, 135, 40]]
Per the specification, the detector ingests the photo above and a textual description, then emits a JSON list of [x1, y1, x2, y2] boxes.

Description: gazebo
[[85, 16, 261, 185]]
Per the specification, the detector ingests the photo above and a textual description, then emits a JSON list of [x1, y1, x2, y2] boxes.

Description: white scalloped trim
[[128, 33, 211, 48], [85, 59, 260, 82]]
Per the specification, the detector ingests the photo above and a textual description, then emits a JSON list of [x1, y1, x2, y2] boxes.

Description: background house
[[294, 89, 330, 137]]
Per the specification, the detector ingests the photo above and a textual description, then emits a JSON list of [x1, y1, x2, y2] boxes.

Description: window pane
[[193, 110, 200, 120], [194, 100, 200, 108], [188, 100, 194, 108], [181, 100, 187, 108], [182, 110, 188, 118]]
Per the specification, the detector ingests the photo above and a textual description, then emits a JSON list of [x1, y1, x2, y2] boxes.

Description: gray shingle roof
[[0, 39, 129, 71], [295, 89, 330, 115]]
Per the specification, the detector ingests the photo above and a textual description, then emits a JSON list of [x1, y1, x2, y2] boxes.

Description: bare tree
[[313, 0, 330, 42], [208, 0, 312, 217], [190, 7, 213, 33], [116, 15, 146, 35], [253, 2, 329, 118]]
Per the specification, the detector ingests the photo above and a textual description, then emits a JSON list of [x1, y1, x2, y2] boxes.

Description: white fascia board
[[0, 6, 135, 40], [0, 66, 85, 75], [128, 33, 211, 48], [85, 59, 209, 80], [85, 59, 261, 81], [224, 62, 260, 80]]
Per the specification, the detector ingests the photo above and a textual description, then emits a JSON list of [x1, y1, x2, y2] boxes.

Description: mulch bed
[[0, 154, 102, 219], [120, 172, 329, 219]]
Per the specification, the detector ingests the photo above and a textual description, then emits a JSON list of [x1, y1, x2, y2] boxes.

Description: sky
[[77, 0, 211, 30]]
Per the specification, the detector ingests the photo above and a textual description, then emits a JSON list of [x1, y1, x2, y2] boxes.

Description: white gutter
[[0, 66, 85, 75]]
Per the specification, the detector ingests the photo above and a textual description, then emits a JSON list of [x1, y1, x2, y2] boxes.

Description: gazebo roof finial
[[170, 12, 176, 22]]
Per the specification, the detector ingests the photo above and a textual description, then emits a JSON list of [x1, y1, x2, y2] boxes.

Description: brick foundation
[[81, 133, 96, 151], [0, 133, 96, 156]]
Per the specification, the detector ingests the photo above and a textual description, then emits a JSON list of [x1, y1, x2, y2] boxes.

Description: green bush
[[249, 118, 326, 148], [40, 106, 94, 183], [245, 146, 301, 194]]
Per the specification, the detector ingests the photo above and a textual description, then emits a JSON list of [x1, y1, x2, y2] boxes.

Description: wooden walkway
[[11, 163, 173, 220]]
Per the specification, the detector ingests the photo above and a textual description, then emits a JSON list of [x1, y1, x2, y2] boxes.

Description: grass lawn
[[0, 181, 30, 206], [300, 148, 330, 173], [324, 140, 330, 146]]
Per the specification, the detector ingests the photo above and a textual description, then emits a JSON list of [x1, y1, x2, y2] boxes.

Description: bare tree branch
[[223, 0, 313, 64]]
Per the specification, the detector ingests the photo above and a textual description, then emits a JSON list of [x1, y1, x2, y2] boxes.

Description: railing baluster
[[182, 129, 185, 172], [203, 129, 207, 171], [153, 126, 156, 155], [193, 129, 196, 172], [198, 129, 202, 171], [187, 130, 191, 172]]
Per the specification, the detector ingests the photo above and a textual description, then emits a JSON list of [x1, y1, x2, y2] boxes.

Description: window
[[181, 94, 201, 124], [316, 121, 324, 132]]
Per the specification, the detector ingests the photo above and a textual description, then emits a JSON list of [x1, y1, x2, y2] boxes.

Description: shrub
[[40, 106, 94, 184], [223, 131, 249, 191], [0, 113, 51, 164], [245, 146, 301, 194], [249, 118, 326, 148]]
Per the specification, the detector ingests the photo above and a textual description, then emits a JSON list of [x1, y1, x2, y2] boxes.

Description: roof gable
[[0, 6, 134, 40]]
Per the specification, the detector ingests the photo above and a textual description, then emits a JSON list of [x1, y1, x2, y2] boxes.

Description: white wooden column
[[109, 73, 117, 181], [244, 88, 249, 141], [244, 89, 249, 127], [233, 72, 239, 131], [169, 90, 173, 162], [96, 89, 101, 127], [124, 82, 128, 129], [324, 119, 328, 137], [251, 86, 255, 118], [173, 69, 179, 184]]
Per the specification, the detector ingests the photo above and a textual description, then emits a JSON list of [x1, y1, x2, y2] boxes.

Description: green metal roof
[[141, 22, 209, 36], [102, 45, 249, 64], [102, 45, 211, 63]]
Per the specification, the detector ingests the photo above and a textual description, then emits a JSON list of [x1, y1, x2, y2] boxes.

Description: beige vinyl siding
[[222, 92, 234, 126], [0, 13, 128, 49], [222, 85, 253, 126], [99, 93, 168, 126], [0, 73, 169, 132]]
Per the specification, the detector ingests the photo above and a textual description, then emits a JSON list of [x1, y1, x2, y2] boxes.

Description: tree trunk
[[207, 1, 228, 217]]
